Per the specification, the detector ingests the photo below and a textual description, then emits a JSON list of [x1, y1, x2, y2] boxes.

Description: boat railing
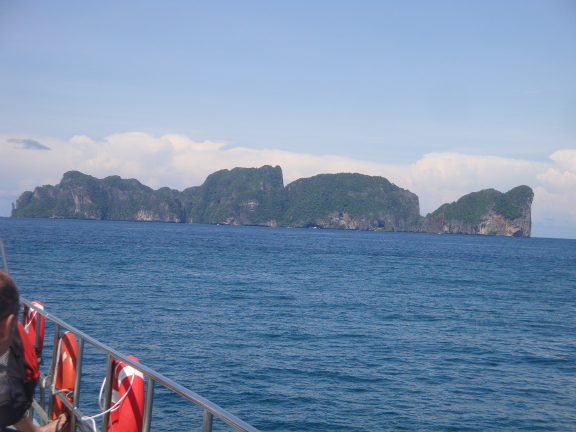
[[19, 297, 261, 432], [0, 237, 260, 432]]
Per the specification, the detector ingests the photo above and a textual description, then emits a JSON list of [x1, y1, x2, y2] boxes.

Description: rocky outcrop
[[310, 211, 380, 230], [420, 186, 533, 237], [184, 166, 285, 226], [281, 173, 422, 230], [12, 171, 185, 222], [12, 168, 534, 237]]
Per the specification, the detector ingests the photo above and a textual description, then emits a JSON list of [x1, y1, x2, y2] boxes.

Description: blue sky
[[1, 1, 575, 237]]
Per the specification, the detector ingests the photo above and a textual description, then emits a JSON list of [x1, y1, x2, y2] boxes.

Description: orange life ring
[[108, 356, 145, 432], [24, 301, 45, 358], [53, 332, 77, 432]]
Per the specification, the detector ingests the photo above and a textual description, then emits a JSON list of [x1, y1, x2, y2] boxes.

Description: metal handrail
[[0, 238, 9, 273], [20, 297, 261, 432]]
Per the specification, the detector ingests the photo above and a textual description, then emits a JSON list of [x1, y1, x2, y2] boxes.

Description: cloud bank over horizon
[[1, 132, 575, 239]]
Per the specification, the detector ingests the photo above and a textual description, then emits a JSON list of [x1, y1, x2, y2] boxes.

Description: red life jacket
[[0, 321, 40, 427], [16, 322, 39, 383]]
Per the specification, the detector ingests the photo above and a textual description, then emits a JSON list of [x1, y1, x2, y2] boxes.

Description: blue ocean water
[[1, 217, 575, 431]]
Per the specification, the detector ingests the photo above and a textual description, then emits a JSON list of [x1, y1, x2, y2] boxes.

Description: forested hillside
[[11, 167, 533, 236]]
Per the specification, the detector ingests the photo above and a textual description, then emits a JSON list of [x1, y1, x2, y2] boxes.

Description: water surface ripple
[[1, 218, 575, 431]]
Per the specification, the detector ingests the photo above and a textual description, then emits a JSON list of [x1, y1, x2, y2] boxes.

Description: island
[[11, 166, 534, 237]]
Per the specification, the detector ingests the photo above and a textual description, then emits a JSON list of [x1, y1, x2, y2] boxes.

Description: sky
[[1, 1, 575, 238]]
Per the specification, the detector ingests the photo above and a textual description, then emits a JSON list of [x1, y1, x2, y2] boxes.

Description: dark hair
[[0, 270, 20, 321]]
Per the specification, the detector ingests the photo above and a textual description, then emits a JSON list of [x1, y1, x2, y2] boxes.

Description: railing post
[[101, 354, 115, 431], [28, 313, 39, 419], [142, 378, 155, 432], [20, 305, 26, 325], [47, 323, 60, 420], [202, 409, 214, 432], [70, 338, 84, 432], [40, 377, 45, 413], [0, 238, 8, 274], [34, 310, 42, 362], [28, 399, 35, 422], [36, 304, 45, 416]]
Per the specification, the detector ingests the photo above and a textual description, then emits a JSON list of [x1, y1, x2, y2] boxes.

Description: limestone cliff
[[281, 173, 421, 230], [184, 165, 284, 226], [12, 171, 185, 222], [11, 168, 533, 237], [420, 186, 533, 237]]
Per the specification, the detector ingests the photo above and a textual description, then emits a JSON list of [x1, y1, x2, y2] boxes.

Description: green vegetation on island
[[427, 186, 533, 225], [184, 165, 285, 225], [12, 171, 185, 222], [423, 185, 534, 236], [11, 167, 534, 236], [280, 173, 421, 229]]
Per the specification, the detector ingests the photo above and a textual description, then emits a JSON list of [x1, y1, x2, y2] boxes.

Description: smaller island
[[420, 186, 533, 237], [11, 166, 534, 237]]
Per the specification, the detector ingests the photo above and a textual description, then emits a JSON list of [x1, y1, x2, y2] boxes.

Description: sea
[[0, 217, 575, 431]]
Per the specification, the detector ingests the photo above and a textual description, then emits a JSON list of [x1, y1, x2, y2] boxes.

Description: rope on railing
[[81, 363, 135, 432]]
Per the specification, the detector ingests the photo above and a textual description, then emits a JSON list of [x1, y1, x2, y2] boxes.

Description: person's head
[[0, 270, 19, 356]]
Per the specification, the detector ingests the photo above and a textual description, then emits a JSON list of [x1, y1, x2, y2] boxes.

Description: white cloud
[[398, 153, 549, 215], [536, 149, 576, 194], [537, 168, 576, 193], [533, 186, 576, 222], [69, 135, 96, 146], [1, 132, 575, 238], [550, 149, 576, 172]]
